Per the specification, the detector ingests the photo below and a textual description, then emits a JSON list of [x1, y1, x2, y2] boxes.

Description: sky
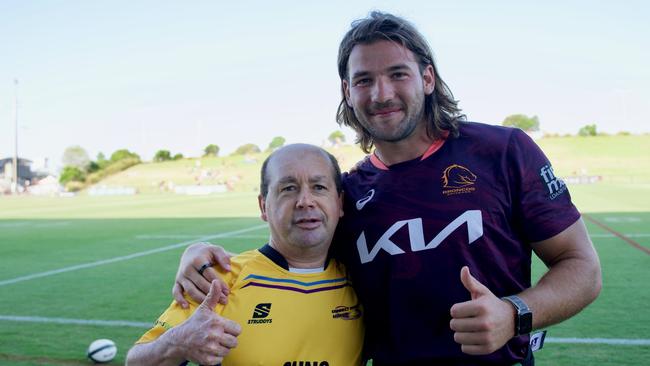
[[1, 0, 648, 169]]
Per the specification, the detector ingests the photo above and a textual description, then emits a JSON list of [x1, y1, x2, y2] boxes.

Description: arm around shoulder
[[173, 242, 234, 306]]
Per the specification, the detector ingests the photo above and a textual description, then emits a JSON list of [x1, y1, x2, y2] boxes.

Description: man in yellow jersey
[[126, 144, 364, 366]]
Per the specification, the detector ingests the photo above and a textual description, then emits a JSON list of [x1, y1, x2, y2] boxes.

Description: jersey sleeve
[[135, 300, 196, 344], [507, 129, 581, 243], [135, 268, 238, 344]]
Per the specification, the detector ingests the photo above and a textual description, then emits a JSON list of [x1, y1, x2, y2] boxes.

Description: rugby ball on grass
[[87, 338, 117, 363]]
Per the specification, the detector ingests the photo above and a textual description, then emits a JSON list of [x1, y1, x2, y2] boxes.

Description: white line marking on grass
[[546, 337, 650, 346], [591, 233, 650, 238], [0, 315, 150, 328], [0, 222, 29, 228], [224, 235, 269, 239], [136, 234, 268, 240], [34, 221, 71, 228], [0, 221, 71, 228], [0, 224, 267, 287], [3, 315, 649, 347], [603, 217, 642, 223], [136, 234, 206, 239]]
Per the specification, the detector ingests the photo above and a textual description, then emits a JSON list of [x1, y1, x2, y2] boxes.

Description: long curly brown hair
[[337, 11, 465, 153]]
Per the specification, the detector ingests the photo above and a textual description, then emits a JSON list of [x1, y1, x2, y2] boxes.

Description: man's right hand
[[164, 280, 242, 365], [173, 242, 233, 308]]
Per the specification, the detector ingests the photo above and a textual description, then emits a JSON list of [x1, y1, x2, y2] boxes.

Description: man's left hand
[[449, 266, 516, 355]]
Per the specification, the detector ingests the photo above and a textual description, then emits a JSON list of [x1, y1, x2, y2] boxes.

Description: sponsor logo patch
[[154, 319, 173, 331], [356, 189, 375, 210], [331, 304, 362, 320], [248, 303, 272, 324], [442, 164, 477, 196], [356, 210, 483, 264], [530, 330, 547, 352], [539, 164, 567, 200]]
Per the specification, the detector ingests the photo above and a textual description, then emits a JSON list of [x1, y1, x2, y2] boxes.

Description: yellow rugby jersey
[[137, 244, 364, 366]]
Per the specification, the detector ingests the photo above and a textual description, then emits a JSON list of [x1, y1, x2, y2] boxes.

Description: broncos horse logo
[[442, 164, 477, 188]]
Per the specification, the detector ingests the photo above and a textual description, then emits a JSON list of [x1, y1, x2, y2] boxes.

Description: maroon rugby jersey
[[334, 122, 580, 365]]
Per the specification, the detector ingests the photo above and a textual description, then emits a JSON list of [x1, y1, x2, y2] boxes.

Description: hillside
[[90, 135, 650, 195], [536, 134, 650, 182], [95, 144, 366, 194]]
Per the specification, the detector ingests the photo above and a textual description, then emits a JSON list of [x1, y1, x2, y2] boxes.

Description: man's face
[[259, 148, 343, 252], [343, 40, 435, 144]]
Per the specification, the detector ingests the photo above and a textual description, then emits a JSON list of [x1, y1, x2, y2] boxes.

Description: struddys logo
[[248, 303, 272, 324], [442, 164, 477, 196], [331, 304, 362, 320], [540, 164, 567, 200]]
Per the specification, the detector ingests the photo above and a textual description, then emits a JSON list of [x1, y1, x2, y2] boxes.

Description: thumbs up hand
[[166, 280, 242, 365], [197, 279, 227, 312], [449, 266, 516, 355]]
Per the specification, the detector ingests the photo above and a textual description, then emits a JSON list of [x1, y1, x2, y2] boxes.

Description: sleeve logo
[[539, 164, 567, 200], [442, 164, 477, 196]]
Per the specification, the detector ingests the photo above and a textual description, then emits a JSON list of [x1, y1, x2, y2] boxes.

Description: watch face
[[519, 311, 533, 334]]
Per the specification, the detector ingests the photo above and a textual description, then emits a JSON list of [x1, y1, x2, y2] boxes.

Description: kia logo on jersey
[[356, 210, 483, 264]]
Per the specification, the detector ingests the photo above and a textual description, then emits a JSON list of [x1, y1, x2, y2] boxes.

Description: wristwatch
[[502, 295, 533, 336]]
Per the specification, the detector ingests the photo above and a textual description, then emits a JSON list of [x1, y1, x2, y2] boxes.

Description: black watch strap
[[502, 295, 533, 336]]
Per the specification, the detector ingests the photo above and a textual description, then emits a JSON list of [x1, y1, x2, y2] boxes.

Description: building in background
[[0, 157, 58, 195]]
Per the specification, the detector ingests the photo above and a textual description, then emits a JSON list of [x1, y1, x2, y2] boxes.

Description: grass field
[[1, 135, 649, 365], [1, 191, 648, 365]]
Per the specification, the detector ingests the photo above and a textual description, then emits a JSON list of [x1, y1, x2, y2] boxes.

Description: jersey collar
[[259, 243, 330, 270], [369, 131, 449, 170]]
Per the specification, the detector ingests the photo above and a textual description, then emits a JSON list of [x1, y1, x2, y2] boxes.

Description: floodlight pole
[[12, 79, 18, 194]]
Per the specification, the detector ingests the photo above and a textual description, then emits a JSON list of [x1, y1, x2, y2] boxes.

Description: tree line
[[155, 133, 345, 162], [61, 119, 614, 192], [501, 114, 620, 137], [60, 147, 141, 191]]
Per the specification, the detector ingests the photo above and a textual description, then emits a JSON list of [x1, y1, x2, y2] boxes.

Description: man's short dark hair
[[259, 147, 342, 198], [336, 11, 465, 153]]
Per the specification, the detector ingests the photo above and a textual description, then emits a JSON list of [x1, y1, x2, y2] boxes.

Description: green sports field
[[1, 136, 649, 365], [1, 191, 648, 366]]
